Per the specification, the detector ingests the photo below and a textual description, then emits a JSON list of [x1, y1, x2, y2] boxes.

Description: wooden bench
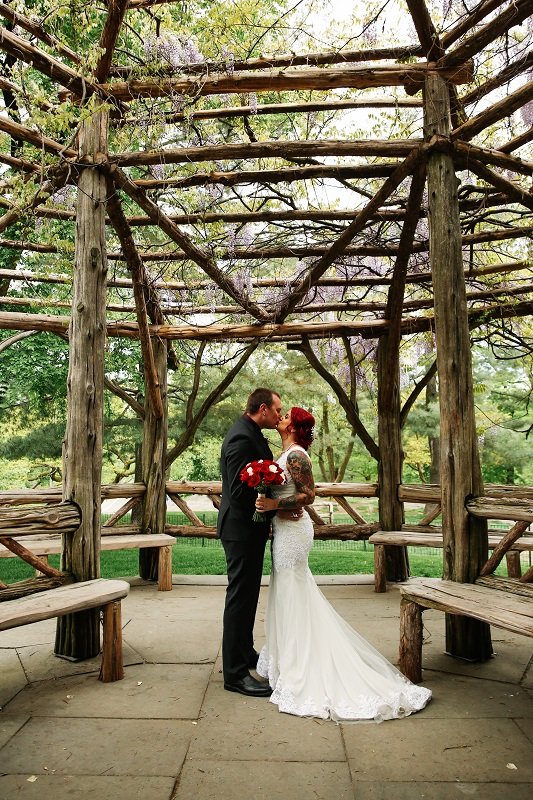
[[369, 529, 533, 592], [0, 578, 130, 682], [0, 533, 177, 591], [398, 577, 533, 683]]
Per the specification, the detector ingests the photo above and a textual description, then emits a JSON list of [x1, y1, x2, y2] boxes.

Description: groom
[[217, 387, 282, 697]]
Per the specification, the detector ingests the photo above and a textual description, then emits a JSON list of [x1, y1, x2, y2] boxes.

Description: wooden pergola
[[0, 1, 531, 663]]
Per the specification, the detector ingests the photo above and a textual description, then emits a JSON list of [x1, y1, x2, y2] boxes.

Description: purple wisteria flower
[[248, 93, 258, 115]]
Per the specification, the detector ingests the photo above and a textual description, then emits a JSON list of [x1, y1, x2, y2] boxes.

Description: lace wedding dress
[[257, 444, 432, 723]]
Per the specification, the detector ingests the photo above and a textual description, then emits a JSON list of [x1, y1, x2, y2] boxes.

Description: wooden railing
[[164, 480, 380, 540], [0, 501, 80, 599], [1, 482, 531, 547]]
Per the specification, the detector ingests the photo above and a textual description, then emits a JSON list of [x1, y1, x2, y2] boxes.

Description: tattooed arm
[[255, 450, 315, 514], [277, 450, 315, 509]]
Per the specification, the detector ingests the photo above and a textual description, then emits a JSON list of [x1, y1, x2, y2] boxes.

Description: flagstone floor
[[1, 576, 532, 800]]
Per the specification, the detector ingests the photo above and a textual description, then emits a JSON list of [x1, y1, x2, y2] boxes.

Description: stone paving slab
[[123, 616, 221, 663], [0, 715, 28, 749], [16, 640, 142, 683], [416, 673, 533, 718], [515, 717, 533, 743], [343, 717, 533, 783], [187, 684, 345, 762], [415, 609, 533, 685], [0, 580, 532, 799], [0, 649, 27, 710], [176, 759, 353, 800], [3, 663, 212, 719], [0, 718, 192, 776], [0, 617, 56, 647], [351, 782, 533, 799], [0, 775, 176, 800]]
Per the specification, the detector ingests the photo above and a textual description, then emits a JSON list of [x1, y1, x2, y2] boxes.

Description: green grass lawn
[[0, 539, 480, 584], [1, 509, 516, 585]]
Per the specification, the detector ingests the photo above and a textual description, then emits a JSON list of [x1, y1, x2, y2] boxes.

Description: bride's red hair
[[290, 407, 315, 450]]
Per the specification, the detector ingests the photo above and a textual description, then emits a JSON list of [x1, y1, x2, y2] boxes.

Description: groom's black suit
[[217, 414, 273, 683]]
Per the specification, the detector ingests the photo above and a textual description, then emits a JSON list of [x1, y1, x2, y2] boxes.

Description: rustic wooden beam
[[0, 161, 71, 236], [106, 190, 164, 419], [110, 44, 425, 78], [499, 127, 533, 154], [0, 25, 108, 101], [455, 154, 533, 213], [133, 162, 398, 190], [424, 71, 491, 661], [461, 49, 533, 107], [440, 0, 504, 50], [93, 0, 129, 83], [1, 186, 509, 225], [467, 497, 533, 522], [479, 520, 531, 577], [405, 0, 444, 61], [103, 160, 269, 322], [453, 141, 533, 177], [138, 334, 168, 580], [0, 73, 52, 112], [1, 260, 526, 298], [0, 152, 41, 174], [0, 502, 80, 533], [101, 63, 473, 103], [0, 536, 64, 577], [453, 79, 533, 142], [0, 3, 82, 65], [112, 138, 420, 168], [0, 114, 77, 159], [118, 97, 423, 127], [56, 110, 109, 661], [438, 0, 532, 68], [1, 298, 532, 341], [377, 160, 427, 585], [3, 222, 529, 264], [4, 281, 531, 318], [272, 144, 426, 322]]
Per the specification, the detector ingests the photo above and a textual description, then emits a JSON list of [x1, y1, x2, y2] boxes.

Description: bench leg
[[157, 545, 172, 591], [373, 544, 387, 593], [399, 598, 423, 683], [99, 600, 124, 682], [506, 550, 522, 579]]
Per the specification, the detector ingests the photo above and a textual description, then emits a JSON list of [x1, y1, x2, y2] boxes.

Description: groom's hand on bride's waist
[[276, 508, 304, 521]]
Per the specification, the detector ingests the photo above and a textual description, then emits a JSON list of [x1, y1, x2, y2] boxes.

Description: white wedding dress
[[257, 444, 432, 723]]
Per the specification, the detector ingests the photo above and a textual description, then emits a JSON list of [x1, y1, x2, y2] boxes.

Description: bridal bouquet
[[239, 459, 286, 522]]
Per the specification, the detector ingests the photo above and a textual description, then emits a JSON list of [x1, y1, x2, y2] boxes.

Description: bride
[[254, 406, 432, 723]]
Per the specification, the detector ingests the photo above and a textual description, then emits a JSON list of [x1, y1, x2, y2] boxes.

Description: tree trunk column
[[139, 337, 169, 583], [377, 344, 409, 587], [424, 74, 492, 661], [55, 111, 109, 660]]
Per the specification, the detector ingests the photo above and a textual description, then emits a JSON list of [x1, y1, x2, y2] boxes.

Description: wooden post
[[424, 73, 492, 661], [376, 162, 426, 588], [399, 598, 423, 682], [99, 600, 124, 682], [377, 342, 408, 586], [139, 336, 169, 582], [55, 110, 108, 661]]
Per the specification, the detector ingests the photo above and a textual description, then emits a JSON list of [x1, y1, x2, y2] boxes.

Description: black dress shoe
[[224, 674, 273, 697]]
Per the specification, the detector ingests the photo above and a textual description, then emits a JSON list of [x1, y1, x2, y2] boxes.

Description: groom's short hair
[[246, 388, 279, 414]]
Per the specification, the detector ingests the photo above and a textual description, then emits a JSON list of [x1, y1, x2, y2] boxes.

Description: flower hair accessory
[[239, 459, 286, 522]]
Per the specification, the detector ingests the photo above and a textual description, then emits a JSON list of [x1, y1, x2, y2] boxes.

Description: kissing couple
[[216, 387, 431, 722]]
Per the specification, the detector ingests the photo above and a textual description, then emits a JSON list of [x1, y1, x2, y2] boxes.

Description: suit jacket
[[217, 414, 274, 541]]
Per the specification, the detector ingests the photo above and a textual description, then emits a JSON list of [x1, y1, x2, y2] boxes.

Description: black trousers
[[221, 535, 268, 683]]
